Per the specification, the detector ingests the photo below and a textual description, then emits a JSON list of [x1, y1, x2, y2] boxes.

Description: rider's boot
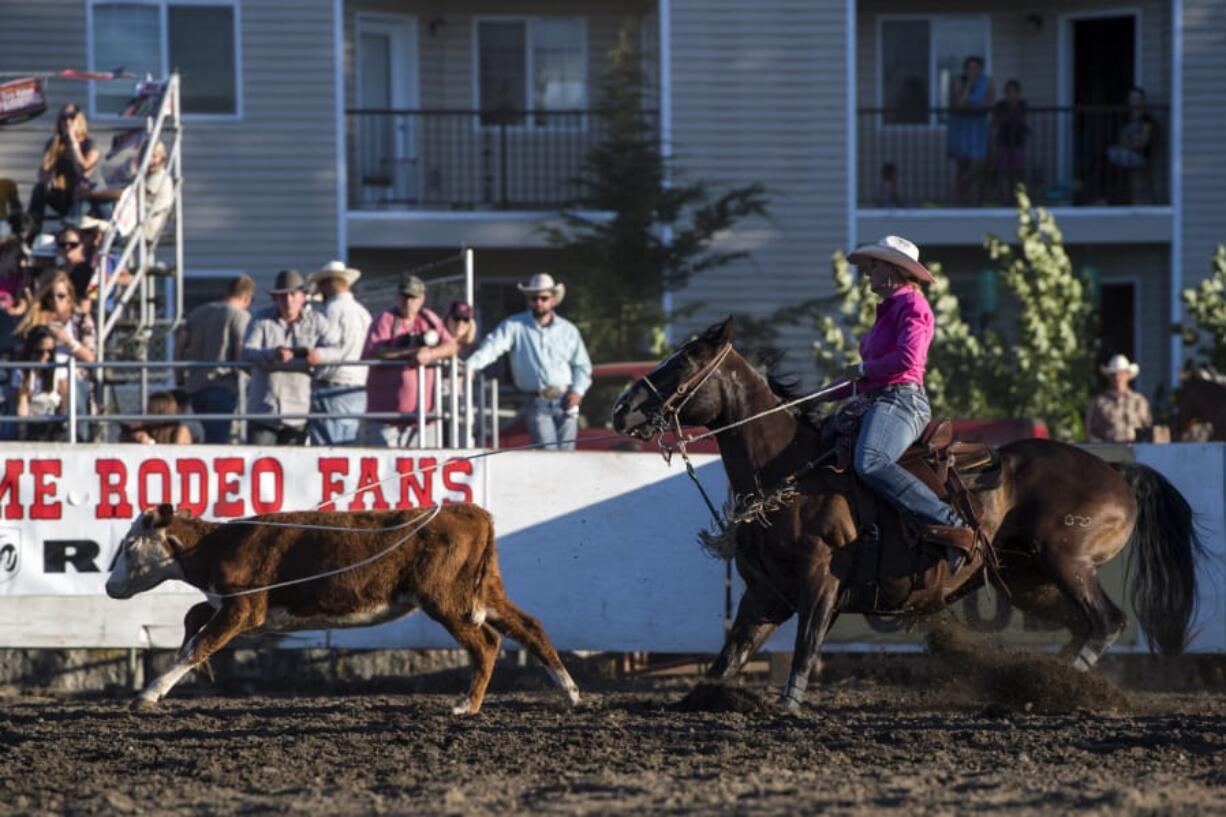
[[922, 525, 975, 575]]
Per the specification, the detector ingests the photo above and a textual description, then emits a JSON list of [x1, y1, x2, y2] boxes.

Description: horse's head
[[613, 317, 735, 440], [105, 503, 190, 599]]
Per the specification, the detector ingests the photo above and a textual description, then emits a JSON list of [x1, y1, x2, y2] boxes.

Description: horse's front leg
[[707, 581, 792, 680], [778, 544, 841, 712]]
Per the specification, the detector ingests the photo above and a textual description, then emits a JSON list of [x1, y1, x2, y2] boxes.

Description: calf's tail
[[469, 512, 498, 624]]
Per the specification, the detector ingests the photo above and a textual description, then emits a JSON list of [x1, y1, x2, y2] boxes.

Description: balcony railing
[[857, 105, 1169, 209], [346, 108, 646, 212]]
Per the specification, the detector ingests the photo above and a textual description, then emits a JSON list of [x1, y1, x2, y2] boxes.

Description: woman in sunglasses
[[15, 272, 96, 438], [9, 326, 70, 441], [28, 104, 102, 233]]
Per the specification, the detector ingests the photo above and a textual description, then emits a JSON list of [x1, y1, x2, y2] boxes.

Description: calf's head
[[106, 503, 188, 599]]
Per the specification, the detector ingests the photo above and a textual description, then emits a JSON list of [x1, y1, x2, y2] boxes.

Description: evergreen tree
[[542, 26, 768, 361]]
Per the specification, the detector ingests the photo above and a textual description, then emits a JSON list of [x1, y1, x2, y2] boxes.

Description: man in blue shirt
[[465, 273, 592, 451]]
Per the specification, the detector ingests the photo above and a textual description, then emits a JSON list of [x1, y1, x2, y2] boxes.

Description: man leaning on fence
[[362, 271, 457, 448], [308, 260, 372, 446], [242, 269, 340, 446], [174, 274, 253, 444], [465, 273, 591, 451]]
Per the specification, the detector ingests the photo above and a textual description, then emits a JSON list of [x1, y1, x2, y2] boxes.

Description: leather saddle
[[819, 415, 1005, 615]]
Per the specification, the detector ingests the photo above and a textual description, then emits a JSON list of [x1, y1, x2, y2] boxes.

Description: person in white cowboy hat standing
[[1085, 354, 1152, 443], [464, 272, 592, 451], [823, 235, 974, 571], [307, 260, 372, 446]]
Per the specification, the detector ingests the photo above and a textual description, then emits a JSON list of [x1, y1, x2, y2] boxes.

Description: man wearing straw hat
[[465, 273, 591, 451], [1085, 354, 1152, 443], [308, 259, 371, 446]]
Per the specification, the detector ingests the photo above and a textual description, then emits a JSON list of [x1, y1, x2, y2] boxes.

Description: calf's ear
[[153, 502, 176, 528]]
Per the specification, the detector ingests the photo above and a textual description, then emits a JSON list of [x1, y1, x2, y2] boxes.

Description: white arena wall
[[0, 443, 1222, 653]]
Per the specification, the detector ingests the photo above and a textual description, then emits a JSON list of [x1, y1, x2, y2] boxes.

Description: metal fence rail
[[857, 104, 1169, 208], [0, 357, 500, 449]]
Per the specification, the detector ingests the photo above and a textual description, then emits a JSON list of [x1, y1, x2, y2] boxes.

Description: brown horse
[[1174, 369, 1226, 441], [613, 318, 1202, 710]]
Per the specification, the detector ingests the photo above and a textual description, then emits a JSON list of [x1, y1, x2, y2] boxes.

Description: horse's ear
[[703, 316, 734, 345], [153, 503, 175, 528]]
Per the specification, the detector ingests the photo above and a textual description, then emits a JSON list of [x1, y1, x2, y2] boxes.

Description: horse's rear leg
[[135, 601, 253, 708], [708, 582, 791, 680], [1042, 558, 1127, 671], [486, 590, 580, 706], [780, 556, 841, 712]]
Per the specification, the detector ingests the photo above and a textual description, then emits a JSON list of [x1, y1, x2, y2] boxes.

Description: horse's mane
[[753, 354, 825, 433]]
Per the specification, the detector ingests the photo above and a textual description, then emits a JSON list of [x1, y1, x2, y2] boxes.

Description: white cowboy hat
[[1101, 354, 1140, 379], [308, 259, 361, 287], [68, 214, 110, 232], [29, 233, 58, 258], [517, 272, 566, 306], [847, 235, 934, 284]]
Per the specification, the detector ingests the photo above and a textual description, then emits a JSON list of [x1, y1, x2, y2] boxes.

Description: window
[[879, 16, 989, 125], [476, 17, 586, 126], [91, 2, 240, 117]]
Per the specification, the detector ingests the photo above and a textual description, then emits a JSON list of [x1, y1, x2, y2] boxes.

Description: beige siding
[[1179, 0, 1226, 366], [0, 0, 340, 294], [927, 242, 1171, 395], [669, 0, 849, 375]]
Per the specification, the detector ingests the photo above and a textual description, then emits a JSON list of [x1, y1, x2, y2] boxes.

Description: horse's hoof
[[130, 697, 158, 712], [774, 695, 801, 714]]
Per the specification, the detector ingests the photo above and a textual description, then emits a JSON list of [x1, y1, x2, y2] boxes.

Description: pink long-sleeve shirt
[[830, 287, 934, 400]]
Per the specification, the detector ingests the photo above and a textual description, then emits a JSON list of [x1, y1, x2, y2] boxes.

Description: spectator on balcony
[[27, 104, 103, 234], [875, 162, 902, 209], [992, 79, 1029, 204], [307, 260, 372, 446], [947, 56, 995, 206], [1107, 86, 1159, 204], [242, 269, 340, 446], [123, 390, 193, 445], [465, 273, 591, 451], [1085, 354, 1152, 444], [362, 272, 457, 448], [175, 274, 254, 444], [445, 300, 479, 357]]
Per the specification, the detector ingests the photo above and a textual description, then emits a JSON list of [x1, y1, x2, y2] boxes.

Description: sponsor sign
[[0, 446, 484, 597], [0, 77, 47, 126]]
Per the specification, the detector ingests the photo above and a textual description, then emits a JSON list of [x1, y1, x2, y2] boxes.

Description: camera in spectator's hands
[[292, 347, 310, 359], [395, 329, 440, 350]]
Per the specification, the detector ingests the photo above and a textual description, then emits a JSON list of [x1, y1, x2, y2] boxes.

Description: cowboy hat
[[847, 235, 934, 284], [1101, 354, 1140, 379], [308, 259, 361, 287], [268, 268, 306, 294], [68, 214, 109, 232], [517, 272, 565, 306], [29, 233, 58, 259]]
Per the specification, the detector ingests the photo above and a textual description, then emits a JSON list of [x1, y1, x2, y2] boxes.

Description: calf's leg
[[435, 612, 501, 715], [487, 590, 580, 706], [135, 601, 252, 709]]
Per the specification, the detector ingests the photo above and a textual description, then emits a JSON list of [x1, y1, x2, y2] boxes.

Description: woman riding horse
[[834, 236, 972, 565]]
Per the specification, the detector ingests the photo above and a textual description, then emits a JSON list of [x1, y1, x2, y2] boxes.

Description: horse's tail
[[1113, 462, 1204, 654]]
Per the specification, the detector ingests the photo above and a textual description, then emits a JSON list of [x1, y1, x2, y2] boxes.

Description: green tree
[[983, 189, 1097, 440], [1176, 244, 1226, 370], [542, 26, 768, 361]]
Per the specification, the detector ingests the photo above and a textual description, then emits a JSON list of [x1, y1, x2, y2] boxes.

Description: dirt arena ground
[[3, 643, 1226, 817]]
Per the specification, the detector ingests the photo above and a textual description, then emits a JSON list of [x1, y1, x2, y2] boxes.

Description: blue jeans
[[525, 397, 577, 451], [853, 384, 963, 527], [310, 385, 366, 446], [189, 385, 237, 444]]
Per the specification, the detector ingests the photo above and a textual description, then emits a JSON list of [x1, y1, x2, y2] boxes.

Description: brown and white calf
[[105, 503, 580, 714]]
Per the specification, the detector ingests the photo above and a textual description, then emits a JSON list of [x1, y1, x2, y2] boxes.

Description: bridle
[[638, 342, 734, 441]]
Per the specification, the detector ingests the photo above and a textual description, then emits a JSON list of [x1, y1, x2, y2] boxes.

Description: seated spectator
[[15, 271, 96, 439], [54, 225, 93, 302], [0, 213, 34, 317], [445, 300, 478, 356], [73, 215, 132, 299], [363, 272, 457, 448], [992, 79, 1029, 203], [123, 390, 192, 445], [87, 140, 174, 242], [27, 104, 103, 234], [1107, 86, 1159, 204], [0, 178, 20, 223], [875, 162, 902, 208], [9, 326, 69, 441]]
